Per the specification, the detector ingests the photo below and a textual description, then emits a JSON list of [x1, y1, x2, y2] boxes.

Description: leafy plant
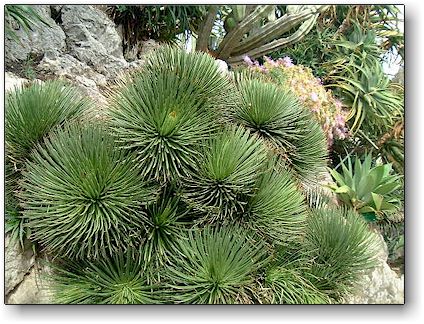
[[231, 76, 328, 180], [108, 46, 232, 183], [50, 251, 161, 304], [165, 225, 269, 304], [247, 161, 308, 245], [5, 4, 51, 42], [181, 126, 268, 222], [20, 123, 157, 259], [6, 80, 88, 168], [328, 153, 402, 221], [304, 207, 380, 297]]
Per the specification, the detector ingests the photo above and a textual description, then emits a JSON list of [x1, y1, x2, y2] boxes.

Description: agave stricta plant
[[231, 76, 328, 181], [247, 160, 308, 245], [50, 250, 161, 304], [304, 207, 380, 297], [165, 225, 269, 304], [181, 126, 268, 222], [6, 80, 88, 169], [109, 46, 233, 183], [20, 123, 157, 259]]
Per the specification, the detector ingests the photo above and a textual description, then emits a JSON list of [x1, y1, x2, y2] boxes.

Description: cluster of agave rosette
[[5, 46, 380, 304]]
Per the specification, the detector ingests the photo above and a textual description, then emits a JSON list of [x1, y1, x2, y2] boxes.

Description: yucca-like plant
[[141, 189, 190, 268], [181, 126, 268, 222], [50, 251, 160, 304], [247, 161, 307, 245], [231, 77, 328, 181], [6, 80, 88, 167], [109, 46, 234, 183], [165, 226, 269, 304], [304, 207, 380, 297], [20, 123, 157, 259]]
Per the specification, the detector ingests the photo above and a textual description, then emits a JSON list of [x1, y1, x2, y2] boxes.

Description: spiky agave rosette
[[108, 46, 236, 184], [181, 126, 268, 222], [230, 76, 328, 183], [20, 123, 158, 260]]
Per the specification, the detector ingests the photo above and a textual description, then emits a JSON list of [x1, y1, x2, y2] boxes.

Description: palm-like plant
[[304, 207, 380, 297], [231, 77, 328, 181], [109, 46, 233, 183], [181, 126, 268, 222], [20, 123, 157, 259], [165, 226, 268, 304], [50, 251, 160, 304], [247, 161, 307, 245], [6, 80, 88, 167]]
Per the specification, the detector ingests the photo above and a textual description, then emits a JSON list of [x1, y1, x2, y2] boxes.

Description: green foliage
[[165, 226, 269, 304], [20, 123, 157, 260], [109, 46, 232, 183], [50, 251, 160, 304], [5, 4, 51, 41], [181, 126, 268, 222], [304, 207, 380, 296], [265, 249, 331, 304], [141, 190, 189, 267], [6, 80, 88, 167], [5, 190, 27, 248], [328, 58, 403, 134], [328, 153, 402, 220], [107, 5, 205, 54], [232, 76, 328, 180], [247, 161, 307, 245]]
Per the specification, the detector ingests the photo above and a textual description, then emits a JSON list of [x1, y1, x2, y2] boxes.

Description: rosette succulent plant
[[9, 46, 381, 304]]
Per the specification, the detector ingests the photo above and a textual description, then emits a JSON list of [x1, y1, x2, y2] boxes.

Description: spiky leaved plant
[[304, 207, 380, 298], [108, 46, 234, 183], [247, 160, 308, 245], [20, 123, 157, 259], [165, 225, 269, 304], [181, 126, 268, 222], [140, 189, 189, 269], [50, 250, 160, 304], [5, 80, 89, 247], [230, 77, 328, 181], [6, 80, 88, 167], [264, 247, 332, 304]]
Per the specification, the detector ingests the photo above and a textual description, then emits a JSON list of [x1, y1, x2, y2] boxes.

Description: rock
[[343, 232, 404, 304], [60, 5, 128, 78], [6, 259, 53, 304], [5, 72, 30, 92], [216, 59, 229, 75], [5, 5, 66, 64], [5, 235, 35, 295]]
